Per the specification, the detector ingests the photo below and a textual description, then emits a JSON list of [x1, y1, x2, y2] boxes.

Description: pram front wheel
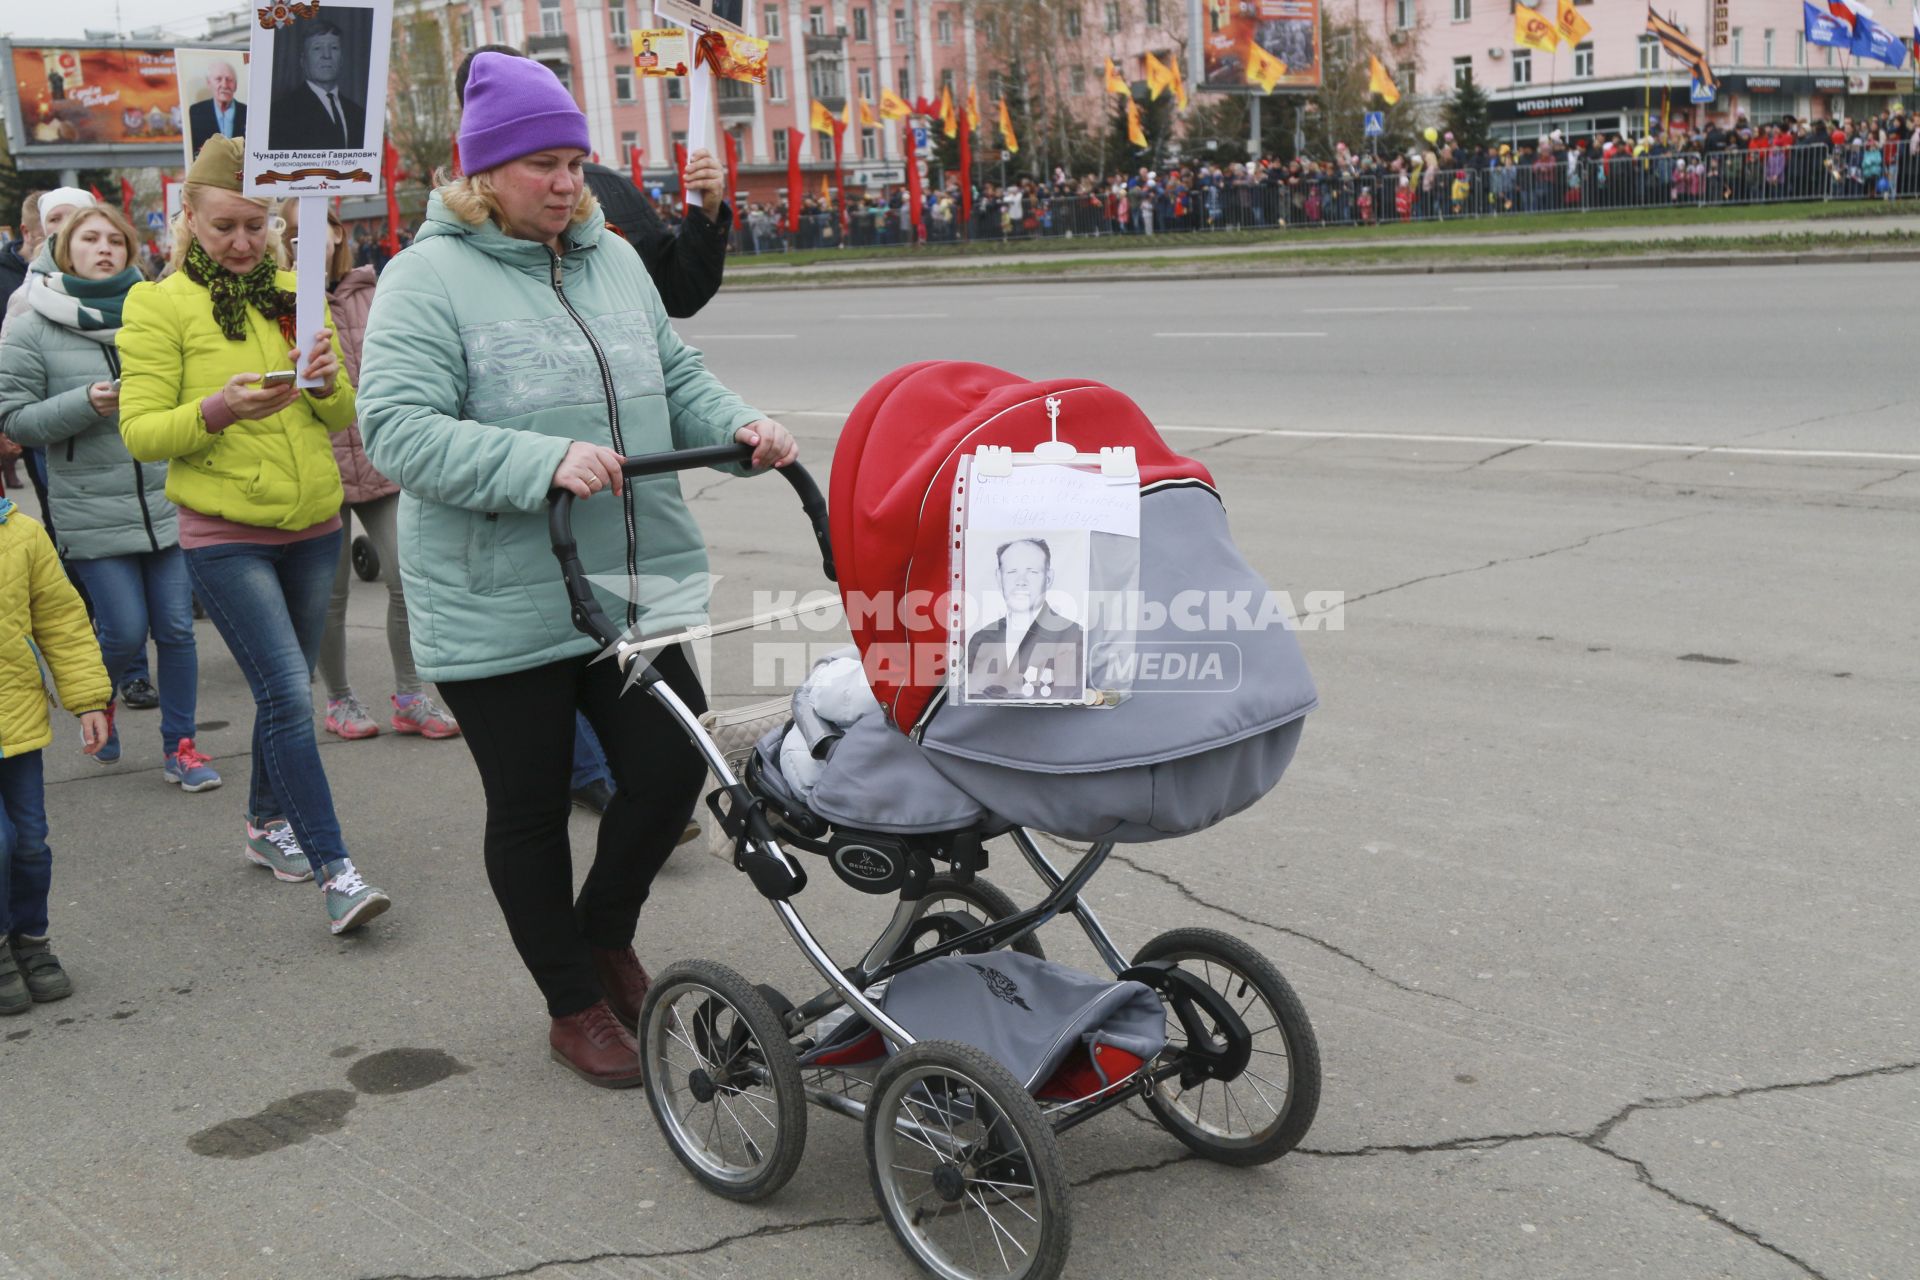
[[1134, 928, 1321, 1167], [350, 534, 380, 581], [897, 874, 1046, 963], [639, 959, 807, 1202], [866, 1040, 1071, 1280]]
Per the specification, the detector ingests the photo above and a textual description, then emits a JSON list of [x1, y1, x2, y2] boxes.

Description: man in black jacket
[[187, 60, 248, 157], [270, 21, 366, 150], [452, 45, 729, 318]]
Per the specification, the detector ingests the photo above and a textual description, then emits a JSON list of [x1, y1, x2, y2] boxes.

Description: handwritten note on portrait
[[967, 464, 1139, 539]]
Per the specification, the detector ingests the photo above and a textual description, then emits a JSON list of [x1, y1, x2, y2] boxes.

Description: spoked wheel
[[1134, 928, 1320, 1166], [897, 874, 1045, 963], [866, 1041, 1071, 1280], [350, 534, 380, 582], [639, 959, 806, 1201]]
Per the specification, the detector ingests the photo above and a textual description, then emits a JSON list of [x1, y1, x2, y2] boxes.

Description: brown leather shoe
[[590, 946, 651, 1031], [548, 1001, 643, 1089]]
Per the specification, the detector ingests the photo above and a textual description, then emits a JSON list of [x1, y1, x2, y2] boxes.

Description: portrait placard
[[173, 46, 249, 170], [243, 0, 392, 196], [632, 28, 691, 77], [652, 0, 748, 37]]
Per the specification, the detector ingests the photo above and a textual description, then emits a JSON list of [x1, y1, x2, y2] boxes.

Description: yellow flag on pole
[[998, 98, 1019, 153], [1244, 42, 1288, 93], [1144, 51, 1173, 101], [1104, 57, 1129, 95], [1516, 4, 1561, 53], [1167, 52, 1189, 110], [1367, 54, 1400, 105], [939, 84, 957, 138], [1125, 94, 1148, 148], [809, 98, 837, 135], [880, 87, 912, 119], [1555, 0, 1593, 45], [859, 98, 879, 127], [966, 85, 979, 129]]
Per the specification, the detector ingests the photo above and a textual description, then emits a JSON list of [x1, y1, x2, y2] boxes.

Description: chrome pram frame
[[548, 445, 1320, 1280]]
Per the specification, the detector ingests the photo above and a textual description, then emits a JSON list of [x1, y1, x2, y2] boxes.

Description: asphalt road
[[5, 263, 1914, 1280]]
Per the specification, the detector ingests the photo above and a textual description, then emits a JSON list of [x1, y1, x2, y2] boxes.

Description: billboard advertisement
[[5, 42, 183, 149], [1197, 0, 1324, 93]]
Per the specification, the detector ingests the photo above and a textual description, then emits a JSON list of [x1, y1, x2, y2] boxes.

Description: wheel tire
[[1133, 927, 1320, 1167], [866, 1040, 1072, 1280], [639, 958, 807, 1202], [351, 534, 380, 582], [899, 873, 1045, 962]]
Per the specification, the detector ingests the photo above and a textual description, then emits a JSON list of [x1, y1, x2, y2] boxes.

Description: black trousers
[[438, 645, 708, 1017]]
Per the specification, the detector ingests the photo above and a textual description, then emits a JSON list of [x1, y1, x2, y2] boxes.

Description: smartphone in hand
[[259, 370, 298, 387]]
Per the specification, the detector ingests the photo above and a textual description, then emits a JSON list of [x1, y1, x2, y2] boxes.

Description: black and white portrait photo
[[962, 531, 1090, 705], [266, 11, 373, 151]]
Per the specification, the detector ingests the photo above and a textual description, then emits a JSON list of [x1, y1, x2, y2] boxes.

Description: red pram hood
[[830, 361, 1214, 732]]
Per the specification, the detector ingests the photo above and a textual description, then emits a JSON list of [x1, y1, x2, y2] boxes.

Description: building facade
[[1358, 0, 1913, 145]]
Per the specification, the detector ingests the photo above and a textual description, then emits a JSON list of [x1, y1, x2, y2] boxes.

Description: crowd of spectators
[[712, 109, 1918, 251]]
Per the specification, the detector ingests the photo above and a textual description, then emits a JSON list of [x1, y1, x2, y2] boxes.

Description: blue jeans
[[572, 713, 614, 791], [69, 548, 197, 752], [187, 532, 347, 875], [0, 752, 51, 939]]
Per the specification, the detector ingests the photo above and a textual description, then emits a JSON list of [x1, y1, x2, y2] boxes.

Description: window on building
[[809, 6, 827, 36], [898, 67, 910, 95], [608, 4, 627, 37], [1106, 3, 1122, 35], [1065, 10, 1082, 38], [819, 131, 836, 161], [1070, 65, 1086, 93], [615, 65, 633, 101], [1512, 48, 1532, 85], [987, 70, 1002, 98], [773, 129, 789, 162], [1452, 55, 1472, 87], [671, 130, 686, 156], [1395, 0, 1414, 31], [764, 4, 781, 39], [1763, 28, 1774, 65], [895, 8, 908, 43], [1637, 34, 1660, 71], [620, 130, 637, 160], [982, 14, 997, 42], [940, 67, 955, 92], [1824, 45, 1834, 65], [1398, 62, 1415, 95], [1573, 42, 1592, 77], [554, 66, 572, 93], [853, 6, 870, 41], [1146, 0, 1162, 23], [810, 61, 845, 99], [938, 11, 953, 43], [858, 67, 875, 99], [769, 65, 787, 101], [458, 11, 475, 49], [1452, 0, 1469, 21], [861, 126, 879, 159], [1795, 31, 1805, 65], [1730, 27, 1742, 63], [667, 75, 683, 100], [540, 0, 563, 38], [491, 6, 505, 43]]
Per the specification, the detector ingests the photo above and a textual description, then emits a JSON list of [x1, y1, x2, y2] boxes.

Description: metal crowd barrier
[[718, 141, 1920, 254]]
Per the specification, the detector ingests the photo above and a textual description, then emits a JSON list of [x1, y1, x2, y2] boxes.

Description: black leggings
[[437, 645, 708, 1017]]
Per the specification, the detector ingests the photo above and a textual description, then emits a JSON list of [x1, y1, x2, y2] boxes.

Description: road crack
[[1104, 849, 1456, 1003]]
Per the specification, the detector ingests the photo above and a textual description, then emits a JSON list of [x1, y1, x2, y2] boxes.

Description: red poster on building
[[1198, 0, 1324, 93]]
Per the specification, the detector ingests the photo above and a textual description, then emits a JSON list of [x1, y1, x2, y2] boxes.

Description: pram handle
[[547, 443, 835, 654]]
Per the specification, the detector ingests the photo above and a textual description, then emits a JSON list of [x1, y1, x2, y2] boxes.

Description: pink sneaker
[[325, 693, 380, 740], [391, 694, 460, 739]]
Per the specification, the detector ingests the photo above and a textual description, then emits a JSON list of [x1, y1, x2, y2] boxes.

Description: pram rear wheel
[[897, 875, 1046, 963], [640, 959, 807, 1202], [350, 534, 380, 582], [866, 1040, 1071, 1280], [1134, 928, 1321, 1167]]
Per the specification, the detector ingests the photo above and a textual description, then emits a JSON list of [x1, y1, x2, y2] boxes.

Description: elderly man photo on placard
[[268, 20, 366, 151], [964, 536, 1087, 703], [189, 60, 247, 157]]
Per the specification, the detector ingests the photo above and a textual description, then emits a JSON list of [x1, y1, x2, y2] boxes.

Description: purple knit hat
[[458, 52, 591, 175]]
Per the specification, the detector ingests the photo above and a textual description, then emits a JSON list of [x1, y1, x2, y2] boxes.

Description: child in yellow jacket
[[0, 496, 111, 1014]]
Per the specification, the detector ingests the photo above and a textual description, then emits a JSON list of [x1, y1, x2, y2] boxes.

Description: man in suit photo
[[268, 20, 366, 151], [188, 61, 246, 157], [964, 538, 1087, 703]]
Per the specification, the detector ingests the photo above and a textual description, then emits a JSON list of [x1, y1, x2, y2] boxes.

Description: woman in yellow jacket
[[117, 137, 389, 935], [0, 496, 111, 1013]]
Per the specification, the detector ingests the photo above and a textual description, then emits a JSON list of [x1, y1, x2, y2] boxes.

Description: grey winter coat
[[0, 308, 178, 560]]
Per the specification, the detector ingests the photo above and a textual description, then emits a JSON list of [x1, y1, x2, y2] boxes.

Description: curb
[[724, 245, 1920, 292]]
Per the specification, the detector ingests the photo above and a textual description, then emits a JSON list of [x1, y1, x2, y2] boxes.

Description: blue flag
[[1803, 1, 1852, 48], [1852, 14, 1911, 65]]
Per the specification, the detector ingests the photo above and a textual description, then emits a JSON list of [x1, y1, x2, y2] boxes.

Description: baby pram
[[548, 362, 1321, 1280]]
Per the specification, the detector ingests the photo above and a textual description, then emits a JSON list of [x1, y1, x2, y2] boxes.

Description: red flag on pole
[[88, 184, 105, 202], [450, 136, 461, 176], [382, 139, 404, 256], [630, 144, 644, 189], [674, 142, 689, 213], [722, 129, 740, 216], [904, 122, 924, 243], [956, 107, 972, 239], [119, 178, 135, 222], [785, 127, 803, 234]]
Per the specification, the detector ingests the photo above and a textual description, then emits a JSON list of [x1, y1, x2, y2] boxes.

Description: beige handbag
[[696, 697, 791, 860]]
